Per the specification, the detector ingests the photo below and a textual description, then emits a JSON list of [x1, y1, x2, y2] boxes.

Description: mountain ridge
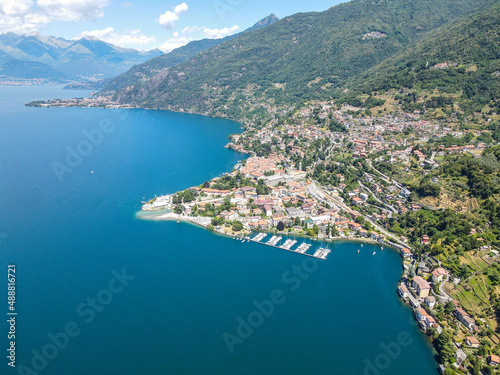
[[0, 33, 162, 83], [101, 13, 279, 92], [106, 0, 494, 123]]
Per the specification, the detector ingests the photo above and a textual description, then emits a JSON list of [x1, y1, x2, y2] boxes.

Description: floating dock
[[252, 233, 268, 242], [313, 247, 331, 260], [295, 243, 312, 254], [266, 236, 282, 246], [280, 239, 297, 250], [247, 234, 323, 259]]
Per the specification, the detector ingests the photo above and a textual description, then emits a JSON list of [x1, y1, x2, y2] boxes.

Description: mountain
[[107, 0, 496, 122], [353, 1, 500, 116], [0, 33, 162, 83], [0, 58, 69, 82], [102, 14, 279, 92], [245, 14, 279, 33]]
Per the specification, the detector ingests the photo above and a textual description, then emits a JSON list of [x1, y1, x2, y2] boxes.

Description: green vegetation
[[110, 0, 492, 123], [356, 2, 500, 117]]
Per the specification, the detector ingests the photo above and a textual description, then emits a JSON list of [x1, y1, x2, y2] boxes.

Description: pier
[[247, 234, 327, 259], [266, 235, 282, 246], [279, 239, 297, 250], [313, 247, 331, 260], [295, 243, 312, 254]]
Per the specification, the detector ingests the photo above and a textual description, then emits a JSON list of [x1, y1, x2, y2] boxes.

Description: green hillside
[[355, 1, 500, 117], [102, 14, 279, 92], [110, 0, 492, 122]]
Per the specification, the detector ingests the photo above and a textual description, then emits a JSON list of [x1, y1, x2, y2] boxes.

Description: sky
[[0, 0, 345, 52]]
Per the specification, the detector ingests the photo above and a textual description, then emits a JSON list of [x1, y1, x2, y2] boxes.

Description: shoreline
[[136, 210, 398, 251], [30, 89, 436, 370]]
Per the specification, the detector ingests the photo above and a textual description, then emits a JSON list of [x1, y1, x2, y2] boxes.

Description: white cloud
[[158, 2, 188, 29], [37, 0, 111, 22], [0, 0, 111, 34], [0, 0, 33, 16], [78, 27, 155, 47], [202, 25, 239, 39], [182, 25, 203, 33], [158, 11, 178, 30], [159, 35, 192, 52], [173, 2, 188, 14]]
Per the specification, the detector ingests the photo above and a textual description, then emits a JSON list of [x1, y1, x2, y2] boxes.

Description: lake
[[0, 86, 437, 374]]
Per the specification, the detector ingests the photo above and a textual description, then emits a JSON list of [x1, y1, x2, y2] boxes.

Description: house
[[358, 228, 369, 237], [272, 215, 286, 227], [422, 235, 430, 245], [181, 204, 192, 215], [455, 307, 469, 321], [466, 336, 480, 348], [401, 248, 413, 258], [398, 284, 409, 299], [412, 276, 431, 298], [415, 307, 429, 322], [432, 268, 448, 283], [489, 355, 500, 366], [352, 196, 364, 206], [304, 219, 314, 229], [263, 205, 272, 217], [417, 262, 431, 276], [257, 220, 269, 230], [348, 222, 362, 231], [462, 316, 476, 331], [424, 296, 436, 310], [286, 207, 300, 218], [455, 349, 467, 365]]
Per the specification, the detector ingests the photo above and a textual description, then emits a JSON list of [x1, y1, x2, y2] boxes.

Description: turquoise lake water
[[0, 86, 438, 374]]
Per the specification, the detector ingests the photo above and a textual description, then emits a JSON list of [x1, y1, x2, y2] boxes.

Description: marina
[[247, 233, 326, 259], [280, 239, 297, 250], [313, 247, 331, 260], [295, 243, 312, 254], [266, 235, 282, 246]]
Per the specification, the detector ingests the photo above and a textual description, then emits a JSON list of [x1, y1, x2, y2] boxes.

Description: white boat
[[372, 251, 376, 255]]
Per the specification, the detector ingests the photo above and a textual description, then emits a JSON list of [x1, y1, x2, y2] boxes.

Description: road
[[436, 275, 452, 302], [358, 181, 398, 213], [307, 180, 409, 248]]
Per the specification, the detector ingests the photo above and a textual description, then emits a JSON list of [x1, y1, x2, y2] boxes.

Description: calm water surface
[[0, 86, 437, 374]]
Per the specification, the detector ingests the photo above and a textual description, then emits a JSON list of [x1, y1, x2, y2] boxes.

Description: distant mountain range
[[102, 14, 279, 92], [104, 0, 499, 123], [0, 33, 162, 84]]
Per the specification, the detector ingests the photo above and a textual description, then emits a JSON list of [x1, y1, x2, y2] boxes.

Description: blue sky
[[0, 0, 345, 51]]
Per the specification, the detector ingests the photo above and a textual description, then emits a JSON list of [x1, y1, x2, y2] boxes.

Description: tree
[[277, 221, 285, 231], [294, 217, 301, 226], [355, 216, 365, 224], [174, 204, 182, 214], [444, 301, 455, 314], [183, 190, 194, 202], [435, 331, 455, 363], [232, 221, 244, 232]]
